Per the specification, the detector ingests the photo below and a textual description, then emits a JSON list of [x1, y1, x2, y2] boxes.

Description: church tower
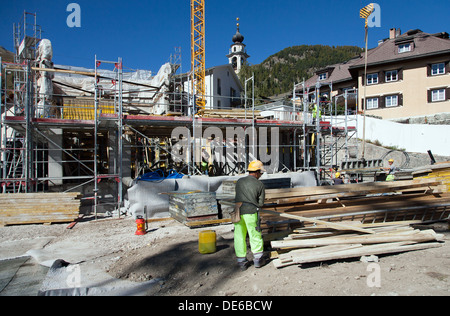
[[227, 18, 250, 74]]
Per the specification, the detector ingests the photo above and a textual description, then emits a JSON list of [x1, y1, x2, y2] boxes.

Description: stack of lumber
[[0, 192, 81, 226], [201, 109, 264, 119], [261, 179, 450, 234], [413, 162, 450, 193], [270, 219, 444, 268]]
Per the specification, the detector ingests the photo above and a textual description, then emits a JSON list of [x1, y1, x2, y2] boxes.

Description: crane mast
[[191, 0, 206, 113]]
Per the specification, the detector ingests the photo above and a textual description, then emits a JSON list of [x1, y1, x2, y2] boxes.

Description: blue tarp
[[137, 169, 184, 182]]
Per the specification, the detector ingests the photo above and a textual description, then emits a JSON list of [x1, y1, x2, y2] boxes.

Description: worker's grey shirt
[[235, 175, 265, 215]]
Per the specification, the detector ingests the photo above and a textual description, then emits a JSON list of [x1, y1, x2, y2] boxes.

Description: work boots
[[254, 256, 267, 268], [253, 253, 268, 268], [237, 258, 250, 271]]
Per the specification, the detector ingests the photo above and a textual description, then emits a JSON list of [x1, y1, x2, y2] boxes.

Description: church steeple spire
[[227, 18, 250, 74], [232, 18, 244, 43]]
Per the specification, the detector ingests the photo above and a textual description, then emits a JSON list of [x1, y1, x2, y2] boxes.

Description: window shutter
[[427, 64, 432, 77], [361, 98, 365, 110], [361, 75, 365, 86], [398, 94, 403, 106], [398, 68, 403, 81], [446, 88, 450, 100], [378, 72, 384, 84], [379, 96, 385, 108], [446, 62, 450, 74], [427, 90, 432, 103]]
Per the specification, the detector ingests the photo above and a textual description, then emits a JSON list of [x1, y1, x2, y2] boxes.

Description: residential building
[[303, 56, 360, 109], [349, 28, 450, 121]]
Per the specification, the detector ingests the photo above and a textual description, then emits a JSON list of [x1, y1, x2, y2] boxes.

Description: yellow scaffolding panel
[[191, 0, 206, 113]]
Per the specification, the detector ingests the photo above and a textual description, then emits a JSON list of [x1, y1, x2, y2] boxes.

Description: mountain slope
[[238, 45, 363, 99]]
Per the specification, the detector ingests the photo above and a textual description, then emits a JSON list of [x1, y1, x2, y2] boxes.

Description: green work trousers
[[234, 213, 264, 258]]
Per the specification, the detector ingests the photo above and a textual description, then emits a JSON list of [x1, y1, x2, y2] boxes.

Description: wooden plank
[[271, 229, 442, 249], [185, 218, 231, 228], [265, 179, 442, 201], [262, 209, 377, 234], [261, 193, 450, 219], [272, 244, 363, 268], [274, 242, 443, 268], [268, 182, 443, 205]]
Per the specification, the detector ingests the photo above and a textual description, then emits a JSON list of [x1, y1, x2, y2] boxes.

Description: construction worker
[[333, 172, 344, 185], [234, 160, 267, 270], [385, 159, 396, 181], [312, 103, 321, 124]]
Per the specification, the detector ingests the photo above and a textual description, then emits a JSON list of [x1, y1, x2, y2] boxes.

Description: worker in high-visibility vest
[[312, 103, 321, 123], [385, 159, 396, 181], [234, 160, 267, 270]]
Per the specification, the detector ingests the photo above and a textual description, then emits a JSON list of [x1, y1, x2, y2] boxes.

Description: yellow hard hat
[[388, 159, 394, 163], [335, 172, 341, 178], [247, 160, 266, 172]]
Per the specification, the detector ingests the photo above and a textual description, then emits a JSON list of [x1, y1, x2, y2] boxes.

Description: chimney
[[390, 28, 396, 39]]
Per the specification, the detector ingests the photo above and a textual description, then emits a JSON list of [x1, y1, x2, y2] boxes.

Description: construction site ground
[[1, 214, 449, 296]]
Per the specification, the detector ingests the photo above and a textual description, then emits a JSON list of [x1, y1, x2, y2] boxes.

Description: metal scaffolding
[[293, 80, 359, 184], [0, 13, 362, 217]]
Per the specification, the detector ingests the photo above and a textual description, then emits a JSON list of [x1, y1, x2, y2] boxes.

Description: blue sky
[[2, 0, 450, 74]]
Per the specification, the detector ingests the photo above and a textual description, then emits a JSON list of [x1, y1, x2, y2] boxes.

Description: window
[[319, 73, 327, 81], [432, 89, 446, 102], [367, 73, 378, 85], [385, 95, 398, 107], [398, 43, 412, 53], [432, 63, 445, 76], [366, 98, 379, 109], [385, 70, 398, 82], [217, 78, 221, 95]]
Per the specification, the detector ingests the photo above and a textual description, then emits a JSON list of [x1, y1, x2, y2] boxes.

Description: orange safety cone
[[135, 216, 147, 235]]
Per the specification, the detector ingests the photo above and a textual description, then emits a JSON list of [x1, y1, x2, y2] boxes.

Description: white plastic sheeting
[[36, 39, 54, 117], [126, 172, 317, 219], [53, 62, 174, 115]]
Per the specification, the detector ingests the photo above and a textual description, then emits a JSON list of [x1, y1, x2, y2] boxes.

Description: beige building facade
[[350, 29, 450, 121]]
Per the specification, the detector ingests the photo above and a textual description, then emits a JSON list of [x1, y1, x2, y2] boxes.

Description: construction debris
[[0, 192, 81, 226], [270, 220, 444, 268]]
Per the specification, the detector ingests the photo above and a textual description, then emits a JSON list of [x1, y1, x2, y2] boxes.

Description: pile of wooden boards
[[201, 108, 264, 119], [261, 178, 450, 234], [270, 220, 444, 268], [0, 192, 81, 226]]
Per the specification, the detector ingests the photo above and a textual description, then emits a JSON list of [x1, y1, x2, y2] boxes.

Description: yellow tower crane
[[191, 0, 206, 113]]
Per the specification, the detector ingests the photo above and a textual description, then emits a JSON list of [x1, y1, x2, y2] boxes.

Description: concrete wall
[[354, 115, 450, 156]]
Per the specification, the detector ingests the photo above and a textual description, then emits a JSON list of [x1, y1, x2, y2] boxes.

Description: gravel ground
[[1, 215, 449, 296]]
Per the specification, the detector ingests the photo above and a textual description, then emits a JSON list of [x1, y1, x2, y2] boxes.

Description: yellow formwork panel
[[63, 103, 115, 120], [417, 169, 450, 193]]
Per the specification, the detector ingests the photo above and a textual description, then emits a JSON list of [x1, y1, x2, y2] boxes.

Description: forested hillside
[[238, 45, 363, 99]]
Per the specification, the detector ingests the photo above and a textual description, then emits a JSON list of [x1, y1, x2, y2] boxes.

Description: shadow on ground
[[108, 235, 243, 295]]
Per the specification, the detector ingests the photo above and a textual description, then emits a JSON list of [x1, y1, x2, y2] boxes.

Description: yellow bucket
[[198, 230, 216, 254]]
